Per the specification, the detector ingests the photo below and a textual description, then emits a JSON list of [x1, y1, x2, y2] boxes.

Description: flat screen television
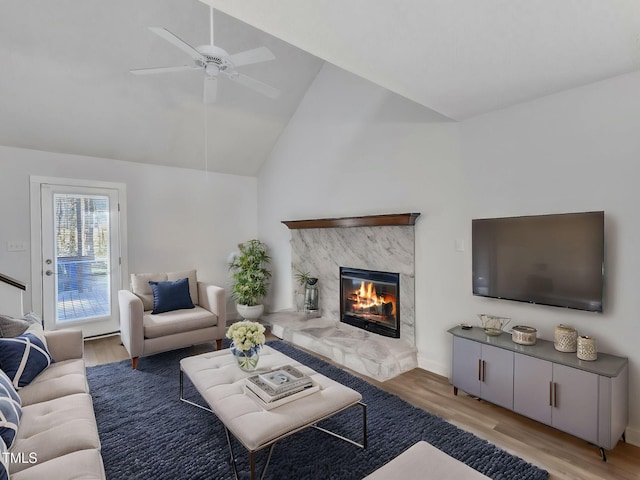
[[472, 211, 604, 312]]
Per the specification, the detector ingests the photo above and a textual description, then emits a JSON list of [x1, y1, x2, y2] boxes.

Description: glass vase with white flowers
[[226, 320, 266, 371]]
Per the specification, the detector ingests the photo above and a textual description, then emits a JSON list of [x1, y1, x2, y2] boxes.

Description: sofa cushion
[[167, 269, 199, 305], [143, 305, 216, 339], [9, 449, 106, 480], [18, 359, 88, 407], [130, 272, 168, 311], [0, 333, 53, 389], [10, 393, 100, 474], [0, 314, 29, 338], [149, 277, 195, 314]]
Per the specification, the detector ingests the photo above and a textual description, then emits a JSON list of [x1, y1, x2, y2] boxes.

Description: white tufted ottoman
[[363, 441, 491, 479], [180, 345, 366, 480]]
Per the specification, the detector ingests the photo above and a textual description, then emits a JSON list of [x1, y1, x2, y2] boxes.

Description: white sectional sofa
[[2, 325, 105, 480]]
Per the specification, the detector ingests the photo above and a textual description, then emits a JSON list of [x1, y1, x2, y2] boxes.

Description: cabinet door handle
[[553, 382, 558, 408], [478, 359, 482, 381], [549, 381, 553, 406], [482, 360, 486, 382]]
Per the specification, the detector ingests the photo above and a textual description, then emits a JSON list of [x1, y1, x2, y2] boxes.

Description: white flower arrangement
[[226, 320, 266, 356]]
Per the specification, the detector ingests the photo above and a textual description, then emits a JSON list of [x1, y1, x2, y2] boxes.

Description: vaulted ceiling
[[2, 1, 640, 175]]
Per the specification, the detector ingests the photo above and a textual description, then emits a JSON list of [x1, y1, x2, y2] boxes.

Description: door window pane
[[54, 194, 110, 322]]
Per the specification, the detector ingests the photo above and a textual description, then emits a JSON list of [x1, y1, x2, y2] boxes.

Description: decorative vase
[[231, 343, 261, 371], [294, 292, 305, 312], [236, 304, 264, 320], [304, 278, 319, 313], [577, 335, 597, 361]]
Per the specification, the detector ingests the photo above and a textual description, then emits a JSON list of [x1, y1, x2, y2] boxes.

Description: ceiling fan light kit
[[130, 7, 280, 103]]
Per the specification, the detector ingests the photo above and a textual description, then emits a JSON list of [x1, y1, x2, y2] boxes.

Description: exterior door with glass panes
[[40, 184, 121, 337]]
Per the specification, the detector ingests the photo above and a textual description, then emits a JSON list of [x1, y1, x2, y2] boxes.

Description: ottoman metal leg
[[179, 369, 213, 413], [312, 401, 368, 449], [225, 427, 276, 480]]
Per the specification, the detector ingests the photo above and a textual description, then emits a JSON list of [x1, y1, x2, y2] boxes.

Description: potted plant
[[293, 268, 310, 311], [229, 239, 271, 319], [293, 268, 318, 312]]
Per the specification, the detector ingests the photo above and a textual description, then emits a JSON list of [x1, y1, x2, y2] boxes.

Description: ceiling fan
[[130, 7, 280, 103]]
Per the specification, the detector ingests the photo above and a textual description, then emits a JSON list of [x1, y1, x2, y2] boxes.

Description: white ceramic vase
[[236, 304, 264, 320]]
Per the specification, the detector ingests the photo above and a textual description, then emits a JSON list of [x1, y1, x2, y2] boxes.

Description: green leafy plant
[[294, 268, 311, 287], [229, 239, 271, 306]]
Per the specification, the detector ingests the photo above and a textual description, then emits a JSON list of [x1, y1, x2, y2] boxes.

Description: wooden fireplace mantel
[[282, 213, 420, 230]]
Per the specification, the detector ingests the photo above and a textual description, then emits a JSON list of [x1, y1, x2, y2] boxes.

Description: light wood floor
[[84, 334, 639, 480]]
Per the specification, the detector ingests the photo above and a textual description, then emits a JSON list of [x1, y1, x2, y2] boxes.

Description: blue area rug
[[87, 340, 548, 480]]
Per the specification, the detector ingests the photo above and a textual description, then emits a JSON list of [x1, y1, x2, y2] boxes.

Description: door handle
[[478, 359, 482, 381], [553, 382, 558, 408], [482, 360, 486, 382], [45, 270, 54, 276], [549, 381, 553, 406]]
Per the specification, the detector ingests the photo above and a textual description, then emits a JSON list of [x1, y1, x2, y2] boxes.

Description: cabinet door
[[513, 354, 552, 425], [452, 336, 481, 397], [552, 364, 598, 444], [480, 344, 514, 409]]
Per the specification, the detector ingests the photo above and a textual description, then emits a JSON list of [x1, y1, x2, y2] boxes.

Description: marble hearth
[[273, 213, 420, 381], [262, 311, 417, 381]]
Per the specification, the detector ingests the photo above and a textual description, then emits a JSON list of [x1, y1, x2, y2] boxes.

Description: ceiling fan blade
[[129, 65, 199, 75], [228, 46, 276, 67], [204, 77, 218, 104], [148, 27, 204, 62], [231, 73, 280, 99]]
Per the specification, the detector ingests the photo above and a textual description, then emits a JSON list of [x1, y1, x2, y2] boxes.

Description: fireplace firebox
[[340, 267, 400, 338]]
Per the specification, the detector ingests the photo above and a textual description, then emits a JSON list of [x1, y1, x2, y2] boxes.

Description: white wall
[[257, 63, 467, 375], [461, 70, 640, 444], [258, 63, 640, 444], [0, 146, 257, 317]]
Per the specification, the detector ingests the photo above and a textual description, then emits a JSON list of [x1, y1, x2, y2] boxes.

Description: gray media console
[[448, 326, 628, 461]]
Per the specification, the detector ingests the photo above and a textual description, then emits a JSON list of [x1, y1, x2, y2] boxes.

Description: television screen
[[472, 211, 604, 312]]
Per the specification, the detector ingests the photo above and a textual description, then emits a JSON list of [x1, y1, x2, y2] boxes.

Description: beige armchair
[[118, 269, 226, 369]]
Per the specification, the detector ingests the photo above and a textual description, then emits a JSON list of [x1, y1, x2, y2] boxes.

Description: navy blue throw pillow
[[0, 333, 53, 389], [149, 277, 195, 314]]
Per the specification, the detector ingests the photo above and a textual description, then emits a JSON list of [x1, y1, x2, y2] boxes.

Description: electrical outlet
[[7, 241, 27, 252]]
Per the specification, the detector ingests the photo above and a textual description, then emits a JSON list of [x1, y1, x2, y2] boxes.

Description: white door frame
[[30, 176, 128, 335]]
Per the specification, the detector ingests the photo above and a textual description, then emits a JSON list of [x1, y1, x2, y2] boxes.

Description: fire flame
[[355, 281, 390, 311]]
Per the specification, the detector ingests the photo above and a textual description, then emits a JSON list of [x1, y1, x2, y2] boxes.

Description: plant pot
[[236, 304, 264, 320]]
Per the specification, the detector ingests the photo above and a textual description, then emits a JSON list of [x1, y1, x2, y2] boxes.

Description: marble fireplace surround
[[262, 213, 419, 381]]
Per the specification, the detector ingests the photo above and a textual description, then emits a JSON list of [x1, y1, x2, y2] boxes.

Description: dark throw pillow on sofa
[[0, 369, 22, 452], [149, 277, 195, 314], [0, 333, 54, 389], [0, 388, 21, 450]]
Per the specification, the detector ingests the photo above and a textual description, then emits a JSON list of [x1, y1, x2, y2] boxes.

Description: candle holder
[[577, 335, 597, 361], [554, 324, 577, 352]]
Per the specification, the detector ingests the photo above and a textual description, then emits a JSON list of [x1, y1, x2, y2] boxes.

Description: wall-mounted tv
[[472, 211, 604, 312]]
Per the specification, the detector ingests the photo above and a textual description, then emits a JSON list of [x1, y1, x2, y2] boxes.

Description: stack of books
[[245, 365, 319, 410]]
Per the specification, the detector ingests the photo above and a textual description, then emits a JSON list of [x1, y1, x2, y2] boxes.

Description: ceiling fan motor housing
[[196, 45, 234, 75]]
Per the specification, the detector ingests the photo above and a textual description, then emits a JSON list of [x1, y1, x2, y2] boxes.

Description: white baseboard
[[416, 353, 448, 378], [625, 426, 640, 447]]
